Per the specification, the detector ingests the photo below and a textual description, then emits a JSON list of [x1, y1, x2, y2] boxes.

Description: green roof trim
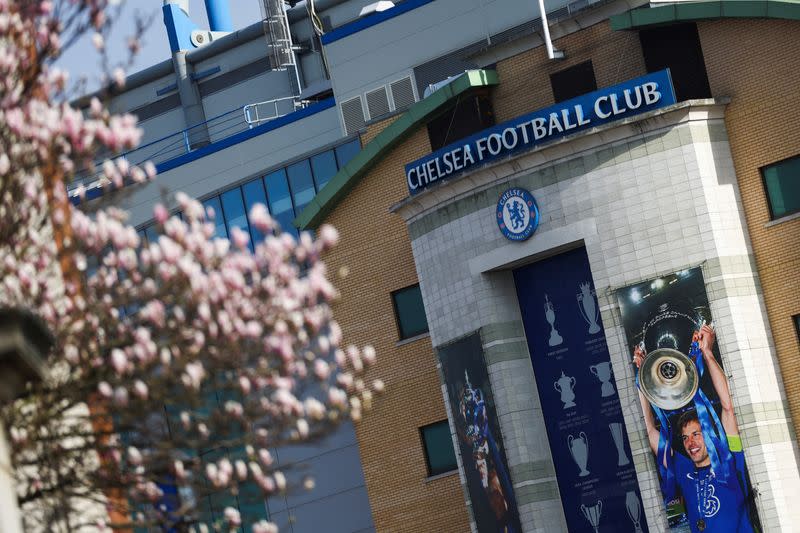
[[610, 0, 800, 30], [294, 69, 499, 230]]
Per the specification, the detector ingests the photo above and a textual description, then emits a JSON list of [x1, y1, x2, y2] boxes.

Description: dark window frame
[[549, 60, 598, 103], [419, 420, 458, 477], [794, 314, 800, 344], [391, 283, 430, 340], [761, 154, 800, 220]]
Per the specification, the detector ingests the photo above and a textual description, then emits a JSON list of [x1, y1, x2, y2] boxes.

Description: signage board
[[406, 69, 676, 195]]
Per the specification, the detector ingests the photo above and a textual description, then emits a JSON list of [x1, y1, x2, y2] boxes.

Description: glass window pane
[[421, 421, 457, 476], [286, 159, 315, 213], [264, 169, 297, 237], [202, 196, 228, 239], [335, 138, 361, 169], [392, 284, 429, 339], [763, 155, 800, 219], [242, 178, 269, 245], [144, 225, 159, 246], [310, 150, 338, 191], [221, 188, 250, 250]]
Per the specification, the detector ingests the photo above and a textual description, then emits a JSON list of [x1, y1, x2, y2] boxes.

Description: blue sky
[[57, 1, 264, 95]]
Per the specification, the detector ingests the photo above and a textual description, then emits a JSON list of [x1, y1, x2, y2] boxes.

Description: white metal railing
[[243, 96, 307, 126]]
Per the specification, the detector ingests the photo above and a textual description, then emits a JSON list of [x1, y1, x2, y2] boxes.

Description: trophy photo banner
[[438, 333, 522, 533], [615, 267, 761, 533], [514, 247, 648, 533]]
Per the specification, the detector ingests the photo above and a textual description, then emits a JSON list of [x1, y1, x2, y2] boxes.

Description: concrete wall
[[398, 102, 800, 532]]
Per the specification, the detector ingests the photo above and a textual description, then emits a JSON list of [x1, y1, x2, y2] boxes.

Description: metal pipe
[[204, 0, 233, 32], [537, 0, 564, 60]]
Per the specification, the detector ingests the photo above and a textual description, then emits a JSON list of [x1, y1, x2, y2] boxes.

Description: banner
[[615, 267, 761, 533], [439, 333, 522, 533], [514, 247, 648, 533]]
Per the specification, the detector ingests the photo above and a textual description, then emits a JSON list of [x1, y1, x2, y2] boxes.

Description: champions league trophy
[[568, 432, 590, 477], [581, 500, 603, 533], [577, 282, 601, 334], [609, 422, 630, 466], [544, 294, 563, 346], [638, 345, 700, 410], [590, 361, 615, 397], [625, 491, 645, 533], [554, 371, 577, 409]]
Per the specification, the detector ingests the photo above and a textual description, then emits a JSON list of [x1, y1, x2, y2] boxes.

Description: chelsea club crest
[[497, 188, 539, 241]]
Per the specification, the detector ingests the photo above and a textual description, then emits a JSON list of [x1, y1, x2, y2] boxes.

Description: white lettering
[[594, 95, 612, 119], [502, 128, 518, 150], [463, 144, 475, 165], [407, 168, 419, 190], [641, 82, 661, 105], [417, 163, 428, 186], [548, 112, 564, 135], [443, 151, 454, 174], [532, 118, 547, 140], [426, 160, 437, 182], [452, 148, 463, 170], [624, 86, 643, 110], [487, 133, 503, 155], [610, 93, 626, 115], [476, 137, 489, 161], [561, 108, 577, 130], [575, 104, 591, 126], [516, 121, 531, 144]]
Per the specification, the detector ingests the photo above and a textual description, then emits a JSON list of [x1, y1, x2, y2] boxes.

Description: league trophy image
[[609, 422, 630, 466], [567, 431, 590, 477], [625, 491, 645, 533], [553, 371, 577, 409], [590, 361, 615, 397], [544, 294, 563, 346], [577, 281, 601, 334], [581, 500, 603, 533], [637, 345, 699, 410]]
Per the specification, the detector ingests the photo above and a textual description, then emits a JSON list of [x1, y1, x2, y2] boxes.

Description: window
[[420, 421, 457, 476], [220, 188, 250, 249], [202, 197, 228, 239], [286, 159, 316, 212], [241, 179, 268, 244], [639, 23, 711, 101], [311, 150, 338, 190], [550, 60, 597, 103], [335, 138, 361, 168], [264, 168, 296, 236], [762, 155, 800, 219], [794, 315, 800, 344], [391, 284, 429, 340], [426, 91, 494, 151]]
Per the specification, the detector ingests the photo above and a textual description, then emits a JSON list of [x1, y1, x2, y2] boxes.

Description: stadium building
[[75, 0, 800, 531]]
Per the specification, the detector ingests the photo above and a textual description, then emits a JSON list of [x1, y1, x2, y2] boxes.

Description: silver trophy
[[544, 294, 563, 346], [577, 282, 601, 334], [638, 347, 699, 410], [581, 500, 603, 533], [568, 432, 590, 477], [625, 491, 644, 533], [590, 361, 615, 397], [554, 371, 577, 409], [609, 422, 630, 466]]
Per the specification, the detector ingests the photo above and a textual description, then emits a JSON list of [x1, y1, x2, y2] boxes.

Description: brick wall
[[320, 120, 471, 532], [698, 19, 800, 434]]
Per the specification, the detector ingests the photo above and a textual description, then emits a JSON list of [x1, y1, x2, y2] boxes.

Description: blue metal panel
[[405, 70, 677, 195], [163, 3, 199, 53]]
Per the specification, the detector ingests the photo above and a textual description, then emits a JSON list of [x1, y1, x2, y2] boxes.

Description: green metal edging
[[294, 69, 499, 230], [610, 0, 800, 30]]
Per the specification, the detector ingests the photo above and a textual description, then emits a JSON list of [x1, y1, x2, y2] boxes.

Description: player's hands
[[698, 324, 716, 354], [632, 344, 646, 369]]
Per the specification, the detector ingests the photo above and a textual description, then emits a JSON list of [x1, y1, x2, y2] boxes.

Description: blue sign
[[514, 247, 649, 533], [497, 188, 539, 241], [406, 69, 676, 195]]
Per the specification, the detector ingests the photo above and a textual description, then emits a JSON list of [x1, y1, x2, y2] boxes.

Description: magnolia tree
[[0, 1, 380, 531]]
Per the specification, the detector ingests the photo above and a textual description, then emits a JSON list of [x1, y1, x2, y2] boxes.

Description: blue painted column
[[204, 0, 233, 32]]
